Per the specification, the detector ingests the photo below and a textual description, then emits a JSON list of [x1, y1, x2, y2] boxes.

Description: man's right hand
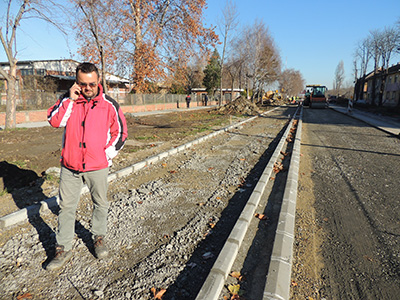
[[69, 83, 82, 101]]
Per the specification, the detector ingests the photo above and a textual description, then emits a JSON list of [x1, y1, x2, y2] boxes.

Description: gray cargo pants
[[56, 166, 109, 251]]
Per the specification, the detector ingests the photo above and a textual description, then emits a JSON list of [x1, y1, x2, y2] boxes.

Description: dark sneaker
[[94, 235, 108, 259], [46, 245, 72, 271]]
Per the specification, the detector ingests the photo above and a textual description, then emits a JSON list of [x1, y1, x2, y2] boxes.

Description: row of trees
[[1, 0, 305, 129], [353, 20, 400, 105]]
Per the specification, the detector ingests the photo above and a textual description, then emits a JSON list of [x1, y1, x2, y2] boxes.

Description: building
[[191, 87, 243, 101], [0, 59, 131, 106], [357, 62, 400, 107]]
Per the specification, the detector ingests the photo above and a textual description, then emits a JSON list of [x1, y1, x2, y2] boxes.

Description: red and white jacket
[[47, 84, 128, 172]]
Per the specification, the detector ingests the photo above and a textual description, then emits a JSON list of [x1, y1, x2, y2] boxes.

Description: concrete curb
[[195, 106, 301, 300], [0, 107, 281, 229], [263, 106, 303, 300]]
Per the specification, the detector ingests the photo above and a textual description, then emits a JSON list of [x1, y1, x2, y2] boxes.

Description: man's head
[[75, 62, 100, 100]]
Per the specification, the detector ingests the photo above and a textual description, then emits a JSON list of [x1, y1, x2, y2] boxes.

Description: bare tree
[[367, 27, 400, 106], [218, 0, 238, 104], [354, 37, 371, 100], [377, 26, 400, 106], [278, 69, 305, 99], [237, 20, 281, 101], [0, 0, 65, 129], [334, 60, 345, 97], [368, 29, 384, 105], [224, 55, 245, 97], [73, 0, 119, 93]]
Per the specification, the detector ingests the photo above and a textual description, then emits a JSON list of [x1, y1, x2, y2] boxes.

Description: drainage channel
[[196, 105, 302, 300]]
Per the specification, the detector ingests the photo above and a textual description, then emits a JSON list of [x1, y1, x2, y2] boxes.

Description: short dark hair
[[76, 62, 99, 78]]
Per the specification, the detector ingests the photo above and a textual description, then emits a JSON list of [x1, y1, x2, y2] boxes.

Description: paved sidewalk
[[329, 104, 400, 136]]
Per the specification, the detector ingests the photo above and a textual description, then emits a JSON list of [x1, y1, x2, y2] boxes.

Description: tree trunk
[[5, 65, 17, 129], [101, 50, 107, 94]]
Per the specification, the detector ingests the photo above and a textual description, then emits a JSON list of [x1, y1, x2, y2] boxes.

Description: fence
[[0, 91, 226, 126], [0, 91, 221, 111]]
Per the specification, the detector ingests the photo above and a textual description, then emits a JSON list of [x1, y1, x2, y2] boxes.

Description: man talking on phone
[[47, 62, 128, 270]]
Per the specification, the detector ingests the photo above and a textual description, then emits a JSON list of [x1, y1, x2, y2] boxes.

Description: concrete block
[[107, 173, 117, 182], [175, 145, 186, 152], [158, 151, 169, 160], [228, 219, 249, 247], [212, 241, 239, 274], [246, 191, 262, 207], [264, 258, 292, 300], [271, 233, 294, 265], [116, 166, 133, 178], [168, 148, 178, 155], [240, 202, 257, 222], [196, 271, 225, 300], [133, 161, 147, 171], [145, 155, 159, 165], [276, 213, 295, 238]]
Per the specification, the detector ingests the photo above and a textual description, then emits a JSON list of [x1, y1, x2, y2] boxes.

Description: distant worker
[[186, 94, 191, 108], [204, 94, 208, 106]]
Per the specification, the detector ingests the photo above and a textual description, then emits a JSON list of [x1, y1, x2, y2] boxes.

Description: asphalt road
[[301, 107, 400, 299]]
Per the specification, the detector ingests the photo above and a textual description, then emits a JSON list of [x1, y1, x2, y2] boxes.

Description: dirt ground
[[0, 97, 268, 218], [0, 107, 251, 217]]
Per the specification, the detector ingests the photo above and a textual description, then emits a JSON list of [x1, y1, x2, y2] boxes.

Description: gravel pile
[[0, 109, 289, 300]]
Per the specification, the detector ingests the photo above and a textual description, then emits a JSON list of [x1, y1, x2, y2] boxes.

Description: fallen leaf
[[208, 167, 214, 170], [162, 163, 167, 167], [291, 280, 298, 287], [230, 271, 244, 281], [270, 177, 275, 181], [228, 284, 240, 296], [151, 287, 166, 299], [17, 294, 32, 300], [209, 223, 216, 228], [155, 289, 166, 299], [137, 201, 143, 204], [169, 170, 177, 174], [255, 213, 268, 220], [230, 271, 241, 279]]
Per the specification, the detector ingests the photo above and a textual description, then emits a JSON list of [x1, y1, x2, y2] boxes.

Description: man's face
[[76, 71, 100, 100]]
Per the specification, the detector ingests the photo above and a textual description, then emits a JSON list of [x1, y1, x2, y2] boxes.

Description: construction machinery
[[303, 85, 327, 108]]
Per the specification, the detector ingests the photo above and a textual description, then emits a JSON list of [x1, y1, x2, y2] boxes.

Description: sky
[[1, 0, 399, 90]]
